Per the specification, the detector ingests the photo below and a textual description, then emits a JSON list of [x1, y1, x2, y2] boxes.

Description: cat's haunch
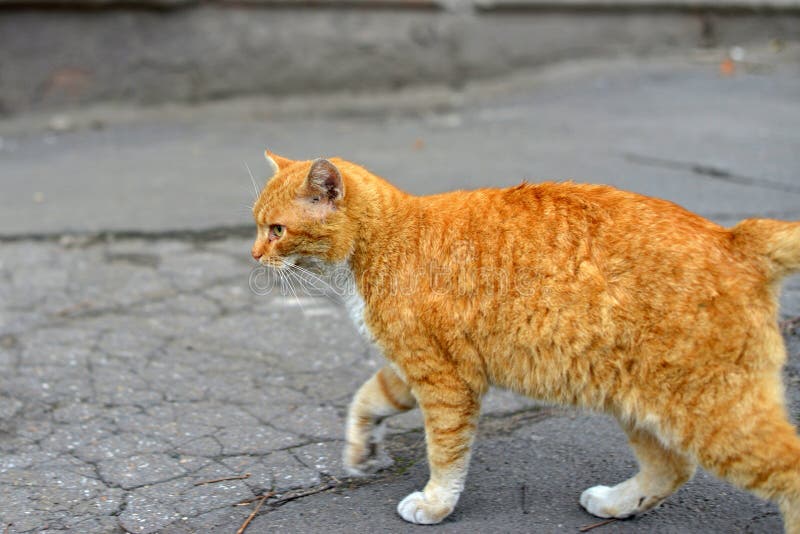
[[252, 151, 800, 532]]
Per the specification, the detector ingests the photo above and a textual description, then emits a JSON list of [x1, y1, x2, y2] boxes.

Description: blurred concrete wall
[[0, 0, 798, 114]]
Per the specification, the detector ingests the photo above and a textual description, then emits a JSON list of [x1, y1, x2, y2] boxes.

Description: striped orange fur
[[252, 152, 800, 530]]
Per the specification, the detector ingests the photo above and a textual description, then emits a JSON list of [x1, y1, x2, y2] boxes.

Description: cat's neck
[[343, 167, 417, 282]]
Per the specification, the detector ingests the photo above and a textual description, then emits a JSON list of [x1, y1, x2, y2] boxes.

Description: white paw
[[580, 485, 617, 518], [397, 491, 453, 524], [580, 482, 658, 519]]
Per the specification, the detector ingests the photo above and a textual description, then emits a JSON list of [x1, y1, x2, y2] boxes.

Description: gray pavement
[[2, 48, 800, 237], [1, 47, 800, 533]]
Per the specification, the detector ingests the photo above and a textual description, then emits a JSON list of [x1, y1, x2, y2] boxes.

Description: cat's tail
[[732, 218, 800, 280]]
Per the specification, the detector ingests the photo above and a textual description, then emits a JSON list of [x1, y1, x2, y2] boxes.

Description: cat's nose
[[251, 245, 264, 260]]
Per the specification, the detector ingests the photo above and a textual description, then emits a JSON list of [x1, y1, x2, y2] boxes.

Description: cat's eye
[[269, 224, 284, 240]]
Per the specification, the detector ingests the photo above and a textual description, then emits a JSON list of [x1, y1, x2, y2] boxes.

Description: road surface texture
[[1, 47, 799, 533]]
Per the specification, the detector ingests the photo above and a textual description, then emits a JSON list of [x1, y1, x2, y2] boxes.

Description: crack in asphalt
[[623, 153, 800, 195]]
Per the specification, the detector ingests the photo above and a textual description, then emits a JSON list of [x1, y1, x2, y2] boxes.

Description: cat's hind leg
[[343, 366, 416, 476], [690, 378, 800, 534], [581, 421, 696, 519]]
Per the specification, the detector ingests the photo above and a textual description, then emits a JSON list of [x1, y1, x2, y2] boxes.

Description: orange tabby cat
[[251, 151, 800, 531]]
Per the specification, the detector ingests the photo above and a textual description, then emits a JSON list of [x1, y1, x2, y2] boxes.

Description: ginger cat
[[251, 151, 800, 531]]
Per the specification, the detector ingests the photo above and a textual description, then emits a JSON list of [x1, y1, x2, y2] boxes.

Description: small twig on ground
[[234, 491, 276, 507], [236, 494, 267, 534], [234, 496, 261, 506], [233, 480, 339, 530], [267, 482, 337, 508], [520, 484, 529, 514], [578, 518, 617, 532], [193, 473, 250, 486], [235, 486, 336, 534], [234, 482, 338, 506]]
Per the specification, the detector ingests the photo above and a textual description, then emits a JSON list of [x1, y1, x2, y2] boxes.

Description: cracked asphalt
[[1, 46, 799, 533], [0, 236, 549, 532]]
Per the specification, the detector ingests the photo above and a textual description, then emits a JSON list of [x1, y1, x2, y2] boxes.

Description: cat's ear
[[264, 151, 279, 178], [305, 158, 344, 202], [264, 149, 294, 178]]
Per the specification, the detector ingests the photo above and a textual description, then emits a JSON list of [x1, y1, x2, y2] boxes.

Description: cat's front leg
[[397, 377, 481, 524], [344, 366, 416, 476]]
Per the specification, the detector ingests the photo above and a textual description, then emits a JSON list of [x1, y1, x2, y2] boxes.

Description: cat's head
[[251, 151, 355, 269]]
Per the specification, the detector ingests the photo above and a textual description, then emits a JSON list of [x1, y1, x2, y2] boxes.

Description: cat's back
[[416, 181, 761, 304], [421, 180, 730, 255], [514, 181, 757, 285], [424, 180, 718, 227], [494, 180, 723, 235]]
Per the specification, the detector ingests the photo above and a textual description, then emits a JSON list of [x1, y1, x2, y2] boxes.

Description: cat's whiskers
[[287, 263, 333, 295], [276, 267, 292, 300], [244, 161, 259, 202], [287, 274, 307, 311], [277, 259, 307, 311], [288, 261, 324, 280]]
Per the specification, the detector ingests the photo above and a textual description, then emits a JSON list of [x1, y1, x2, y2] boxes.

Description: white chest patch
[[316, 260, 374, 342], [343, 282, 370, 340]]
